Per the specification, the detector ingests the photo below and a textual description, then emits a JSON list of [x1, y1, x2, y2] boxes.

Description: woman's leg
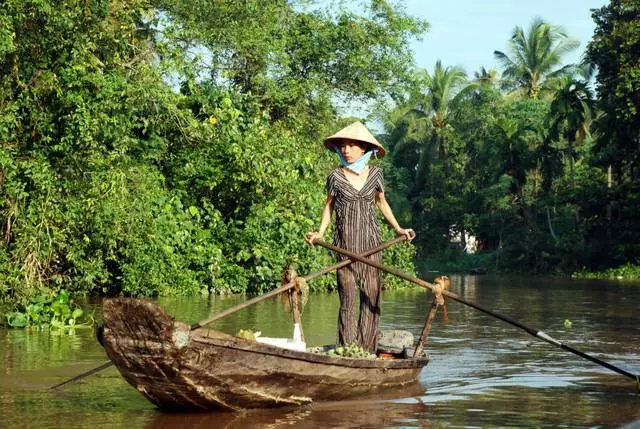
[[337, 266, 357, 346], [357, 264, 381, 353]]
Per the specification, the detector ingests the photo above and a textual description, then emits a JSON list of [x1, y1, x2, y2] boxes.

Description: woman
[[305, 121, 415, 353]]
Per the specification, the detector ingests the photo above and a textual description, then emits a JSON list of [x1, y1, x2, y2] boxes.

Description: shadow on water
[[2, 274, 640, 428], [147, 387, 430, 429]]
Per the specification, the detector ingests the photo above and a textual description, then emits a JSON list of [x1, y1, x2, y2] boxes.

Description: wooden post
[[290, 286, 305, 342], [413, 295, 440, 358]]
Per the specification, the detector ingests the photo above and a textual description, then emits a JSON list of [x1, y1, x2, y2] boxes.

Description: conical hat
[[323, 121, 386, 158]]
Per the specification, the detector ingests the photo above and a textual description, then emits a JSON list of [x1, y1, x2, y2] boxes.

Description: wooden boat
[[100, 298, 429, 411]]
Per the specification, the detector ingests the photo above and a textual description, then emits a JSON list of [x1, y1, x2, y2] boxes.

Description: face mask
[[333, 145, 378, 174]]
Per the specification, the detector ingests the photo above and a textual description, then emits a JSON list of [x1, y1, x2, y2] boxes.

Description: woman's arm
[[305, 195, 334, 245], [376, 192, 416, 241]]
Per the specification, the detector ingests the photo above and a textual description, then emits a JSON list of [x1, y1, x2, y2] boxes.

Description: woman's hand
[[395, 227, 416, 241], [304, 232, 323, 246]]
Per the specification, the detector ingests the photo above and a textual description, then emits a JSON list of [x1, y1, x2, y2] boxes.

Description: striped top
[[326, 166, 385, 280]]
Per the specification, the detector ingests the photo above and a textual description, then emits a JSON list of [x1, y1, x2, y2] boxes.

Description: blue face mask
[[333, 145, 378, 174]]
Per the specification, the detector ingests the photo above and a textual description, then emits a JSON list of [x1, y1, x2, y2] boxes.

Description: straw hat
[[323, 121, 386, 158]]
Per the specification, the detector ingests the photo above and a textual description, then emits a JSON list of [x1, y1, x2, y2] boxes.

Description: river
[[1, 275, 639, 428]]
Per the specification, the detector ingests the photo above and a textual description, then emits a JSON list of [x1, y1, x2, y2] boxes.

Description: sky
[[404, 0, 608, 76]]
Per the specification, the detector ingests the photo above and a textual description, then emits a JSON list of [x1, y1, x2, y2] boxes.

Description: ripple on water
[[2, 277, 640, 428]]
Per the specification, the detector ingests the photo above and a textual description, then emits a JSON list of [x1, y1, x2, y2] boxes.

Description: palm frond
[[495, 17, 580, 98]]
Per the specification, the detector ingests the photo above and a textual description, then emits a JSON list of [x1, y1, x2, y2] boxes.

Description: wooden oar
[[49, 236, 406, 390], [312, 238, 640, 387], [190, 235, 406, 330]]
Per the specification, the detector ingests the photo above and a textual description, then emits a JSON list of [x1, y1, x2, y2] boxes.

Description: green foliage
[[4, 289, 89, 329], [383, 13, 639, 276], [0, 0, 425, 324], [381, 226, 418, 289], [157, 0, 428, 121], [586, 0, 640, 266], [587, 0, 640, 171], [572, 263, 640, 280], [494, 18, 579, 99], [0, 0, 226, 301], [416, 248, 495, 275], [5, 0, 637, 328]]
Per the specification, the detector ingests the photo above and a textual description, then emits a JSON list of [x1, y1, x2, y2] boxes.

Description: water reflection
[[147, 400, 431, 429], [1, 275, 640, 428]]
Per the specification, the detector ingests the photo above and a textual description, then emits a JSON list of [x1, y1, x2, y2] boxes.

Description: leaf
[[56, 290, 70, 304], [8, 313, 28, 328]]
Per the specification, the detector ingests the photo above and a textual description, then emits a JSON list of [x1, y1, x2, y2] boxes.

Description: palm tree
[[547, 64, 595, 188], [491, 118, 537, 230], [383, 62, 472, 249], [383, 107, 429, 168], [494, 18, 579, 99], [405, 61, 469, 190], [384, 62, 469, 186], [473, 66, 501, 88]]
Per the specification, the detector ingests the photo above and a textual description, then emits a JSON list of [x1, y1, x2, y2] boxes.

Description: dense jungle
[[1, 0, 639, 326]]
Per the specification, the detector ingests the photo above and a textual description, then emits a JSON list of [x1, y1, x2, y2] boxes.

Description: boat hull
[[101, 298, 428, 410]]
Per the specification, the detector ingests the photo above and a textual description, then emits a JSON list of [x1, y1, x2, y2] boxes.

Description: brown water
[[1, 275, 639, 428]]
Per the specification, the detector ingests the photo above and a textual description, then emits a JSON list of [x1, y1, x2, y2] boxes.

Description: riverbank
[[571, 263, 640, 281], [417, 251, 640, 282]]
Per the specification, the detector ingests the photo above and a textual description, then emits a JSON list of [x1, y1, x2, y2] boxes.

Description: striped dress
[[326, 165, 384, 353]]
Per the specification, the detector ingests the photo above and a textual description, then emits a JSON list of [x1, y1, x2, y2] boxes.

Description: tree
[[473, 66, 501, 89], [547, 67, 594, 189], [403, 61, 469, 191], [494, 18, 579, 99], [382, 61, 475, 251], [155, 0, 428, 124], [587, 0, 640, 180], [586, 0, 640, 264], [0, 0, 225, 299], [0, 0, 427, 317]]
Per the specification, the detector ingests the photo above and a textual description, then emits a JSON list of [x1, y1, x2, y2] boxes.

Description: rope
[[280, 266, 308, 313], [432, 281, 445, 306]]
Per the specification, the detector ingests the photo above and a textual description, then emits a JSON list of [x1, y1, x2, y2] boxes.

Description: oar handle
[[190, 282, 295, 330], [312, 239, 640, 386], [49, 360, 113, 390]]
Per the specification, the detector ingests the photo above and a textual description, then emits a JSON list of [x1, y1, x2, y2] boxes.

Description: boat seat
[[377, 330, 413, 349]]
